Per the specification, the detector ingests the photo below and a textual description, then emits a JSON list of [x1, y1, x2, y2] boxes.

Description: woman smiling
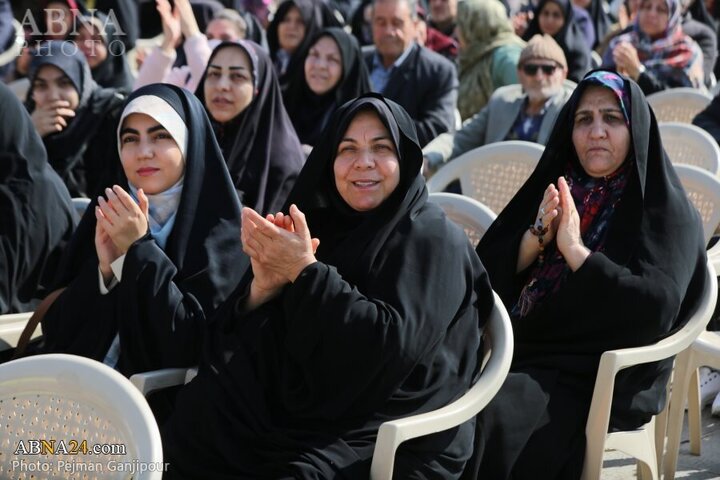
[[285, 28, 371, 149]]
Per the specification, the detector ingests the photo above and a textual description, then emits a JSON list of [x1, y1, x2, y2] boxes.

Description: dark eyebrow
[[120, 127, 138, 136], [120, 124, 167, 136], [147, 125, 167, 134], [208, 64, 248, 71], [574, 107, 623, 117], [339, 134, 393, 144]]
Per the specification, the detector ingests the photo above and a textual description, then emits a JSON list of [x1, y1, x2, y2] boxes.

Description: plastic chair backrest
[[647, 88, 712, 124], [674, 164, 720, 244], [370, 291, 513, 479], [0, 311, 34, 351], [659, 122, 720, 175], [426, 141, 544, 215], [428, 192, 497, 247], [0, 354, 163, 479], [72, 197, 91, 217]]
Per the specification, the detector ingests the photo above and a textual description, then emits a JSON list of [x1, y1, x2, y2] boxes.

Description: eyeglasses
[[522, 64, 558, 76]]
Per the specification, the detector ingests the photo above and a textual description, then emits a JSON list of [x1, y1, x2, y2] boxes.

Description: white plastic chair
[[0, 311, 34, 351], [674, 164, 720, 265], [664, 331, 720, 479], [428, 192, 497, 247], [72, 197, 91, 217], [647, 88, 712, 124], [370, 291, 513, 480], [581, 259, 717, 480], [426, 141, 545, 215], [0, 354, 163, 479], [659, 122, 720, 175], [662, 166, 720, 479]]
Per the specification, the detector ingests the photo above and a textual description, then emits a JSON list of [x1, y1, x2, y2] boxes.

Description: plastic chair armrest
[[130, 368, 190, 396]]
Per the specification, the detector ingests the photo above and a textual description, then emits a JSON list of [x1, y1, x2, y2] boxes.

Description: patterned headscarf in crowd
[[605, 0, 704, 89]]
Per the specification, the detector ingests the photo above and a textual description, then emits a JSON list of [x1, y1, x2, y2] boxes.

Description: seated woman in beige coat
[[423, 35, 574, 177]]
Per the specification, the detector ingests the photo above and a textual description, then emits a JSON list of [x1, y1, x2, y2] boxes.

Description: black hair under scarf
[[284, 27, 372, 147], [0, 82, 75, 314], [196, 40, 305, 215], [161, 93, 493, 479], [477, 69, 707, 429], [26, 41, 126, 197], [41, 83, 248, 377]]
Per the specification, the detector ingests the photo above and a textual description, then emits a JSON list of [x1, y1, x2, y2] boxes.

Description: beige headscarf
[[456, 0, 526, 119]]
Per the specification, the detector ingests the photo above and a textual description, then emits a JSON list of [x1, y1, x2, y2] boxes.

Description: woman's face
[[206, 18, 243, 42], [304, 36, 343, 95], [539, 1, 566, 36], [119, 113, 185, 195], [45, 1, 73, 40], [572, 86, 631, 178], [638, 0, 670, 38], [203, 46, 255, 124], [278, 6, 306, 53], [76, 24, 108, 69], [334, 110, 401, 211], [31, 64, 80, 111]]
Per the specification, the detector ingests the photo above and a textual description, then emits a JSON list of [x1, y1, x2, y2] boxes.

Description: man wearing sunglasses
[[423, 34, 574, 178]]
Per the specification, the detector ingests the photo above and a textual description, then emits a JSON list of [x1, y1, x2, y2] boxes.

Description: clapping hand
[[242, 205, 319, 283], [554, 177, 590, 270], [535, 182, 561, 241], [241, 205, 319, 311], [612, 42, 642, 80], [95, 185, 150, 257]]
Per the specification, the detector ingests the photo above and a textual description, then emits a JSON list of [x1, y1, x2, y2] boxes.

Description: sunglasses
[[522, 64, 558, 75]]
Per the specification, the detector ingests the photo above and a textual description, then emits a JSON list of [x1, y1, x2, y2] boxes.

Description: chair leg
[[688, 368, 702, 455], [654, 394, 668, 473], [636, 458, 658, 480], [664, 350, 696, 480]]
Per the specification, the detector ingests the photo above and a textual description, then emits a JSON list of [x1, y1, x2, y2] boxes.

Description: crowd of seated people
[[2, 0, 720, 477]]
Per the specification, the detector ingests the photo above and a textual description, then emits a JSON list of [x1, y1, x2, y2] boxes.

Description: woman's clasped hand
[[94, 185, 150, 282], [241, 205, 320, 307]]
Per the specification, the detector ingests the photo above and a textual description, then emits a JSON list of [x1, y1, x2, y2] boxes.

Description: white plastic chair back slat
[[370, 291, 513, 479], [428, 193, 497, 247], [673, 164, 720, 244], [659, 122, 720, 175], [426, 141, 544, 215], [72, 197, 92, 218], [0, 311, 35, 351], [0, 354, 163, 479], [647, 88, 712, 124]]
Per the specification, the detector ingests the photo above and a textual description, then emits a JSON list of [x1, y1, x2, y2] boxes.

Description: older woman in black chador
[[267, 0, 341, 91], [471, 70, 707, 479], [161, 93, 494, 479], [41, 84, 248, 378], [284, 27, 371, 149]]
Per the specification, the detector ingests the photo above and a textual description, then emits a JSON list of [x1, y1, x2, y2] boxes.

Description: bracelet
[[528, 222, 549, 264]]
